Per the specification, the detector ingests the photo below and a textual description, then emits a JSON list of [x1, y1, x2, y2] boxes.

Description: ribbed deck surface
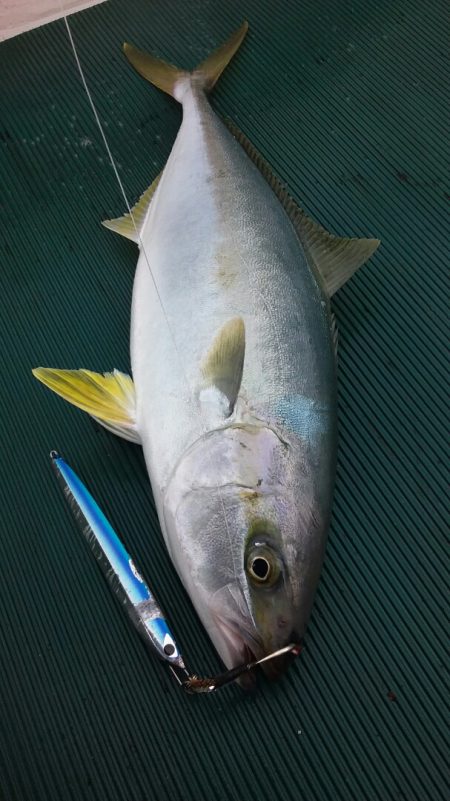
[[0, 1, 448, 799]]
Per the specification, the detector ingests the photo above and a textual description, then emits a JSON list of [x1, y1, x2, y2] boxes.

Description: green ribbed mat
[[0, 1, 448, 799]]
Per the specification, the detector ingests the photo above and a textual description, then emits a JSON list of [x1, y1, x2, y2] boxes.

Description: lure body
[[51, 452, 185, 670]]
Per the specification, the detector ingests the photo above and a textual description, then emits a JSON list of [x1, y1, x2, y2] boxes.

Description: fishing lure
[[51, 451, 186, 669], [51, 451, 300, 692]]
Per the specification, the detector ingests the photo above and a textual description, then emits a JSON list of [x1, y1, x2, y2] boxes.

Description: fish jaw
[[208, 583, 302, 686], [207, 583, 269, 689], [209, 582, 262, 662]]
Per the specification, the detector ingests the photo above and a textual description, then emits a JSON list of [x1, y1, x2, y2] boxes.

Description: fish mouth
[[209, 584, 301, 687], [210, 611, 262, 689], [212, 610, 301, 685]]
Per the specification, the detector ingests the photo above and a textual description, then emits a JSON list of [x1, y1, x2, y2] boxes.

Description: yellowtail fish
[[33, 22, 379, 685]]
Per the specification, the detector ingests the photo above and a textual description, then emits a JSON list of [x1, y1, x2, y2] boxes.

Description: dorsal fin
[[102, 172, 162, 243], [224, 119, 380, 296], [201, 317, 245, 416]]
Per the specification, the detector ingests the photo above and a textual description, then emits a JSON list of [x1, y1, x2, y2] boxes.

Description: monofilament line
[[62, 14, 181, 368], [58, 9, 239, 582]]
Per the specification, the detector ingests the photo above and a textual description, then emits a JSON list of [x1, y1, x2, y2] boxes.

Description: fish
[[33, 21, 379, 684]]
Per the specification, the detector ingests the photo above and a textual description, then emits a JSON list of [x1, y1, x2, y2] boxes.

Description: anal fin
[[102, 172, 162, 243], [32, 368, 140, 444]]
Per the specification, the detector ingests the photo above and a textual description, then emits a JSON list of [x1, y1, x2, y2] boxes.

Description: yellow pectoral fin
[[201, 317, 245, 415], [32, 368, 140, 444]]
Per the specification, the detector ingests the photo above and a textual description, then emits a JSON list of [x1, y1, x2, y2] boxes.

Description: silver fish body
[[131, 84, 337, 669]]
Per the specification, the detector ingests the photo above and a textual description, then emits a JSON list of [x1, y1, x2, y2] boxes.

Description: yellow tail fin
[[123, 21, 248, 100]]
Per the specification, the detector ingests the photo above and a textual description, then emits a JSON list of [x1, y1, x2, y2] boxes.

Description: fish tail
[[123, 21, 248, 101]]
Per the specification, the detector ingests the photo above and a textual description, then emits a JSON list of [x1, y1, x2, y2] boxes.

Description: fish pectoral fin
[[102, 172, 162, 243], [224, 119, 380, 296], [32, 368, 141, 444], [201, 318, 245, 416]]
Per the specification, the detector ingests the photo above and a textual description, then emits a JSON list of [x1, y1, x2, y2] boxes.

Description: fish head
[[207, 513, 303, 682], [164, 423, 326, 681]]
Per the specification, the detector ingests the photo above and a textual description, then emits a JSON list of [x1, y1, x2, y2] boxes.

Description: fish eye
[[246, 545, 281, 587], [250, 556, 271, 581]]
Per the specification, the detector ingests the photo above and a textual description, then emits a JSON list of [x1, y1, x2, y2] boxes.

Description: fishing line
[[62, 13, 183, 376], [57, 8, 240, 591]]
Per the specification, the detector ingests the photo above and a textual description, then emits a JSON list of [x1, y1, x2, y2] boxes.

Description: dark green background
[[0, 1, 448, 799]]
